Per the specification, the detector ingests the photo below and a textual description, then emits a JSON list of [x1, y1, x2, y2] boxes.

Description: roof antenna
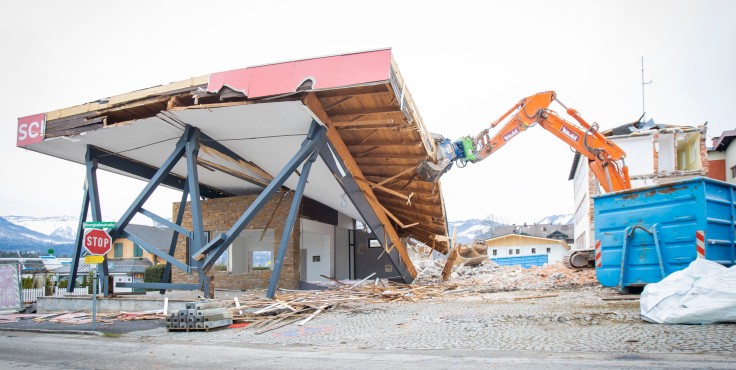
[[641, 56, 653, 121]]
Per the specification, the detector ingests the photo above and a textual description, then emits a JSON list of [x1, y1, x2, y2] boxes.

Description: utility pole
[[641, 56, 653, 121]]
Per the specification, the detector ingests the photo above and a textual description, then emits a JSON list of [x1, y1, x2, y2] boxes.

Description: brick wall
[[171, 191, 301, 290]]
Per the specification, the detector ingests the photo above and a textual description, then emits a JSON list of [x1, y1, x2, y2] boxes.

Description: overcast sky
[[1, 0, 734, 225]]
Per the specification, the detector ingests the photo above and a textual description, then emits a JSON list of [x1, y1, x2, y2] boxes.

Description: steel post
[[111, 126, 191, 238], [266, 147, 321, 298], [160, 181, 190, 294], [199, 121, 326, 269]]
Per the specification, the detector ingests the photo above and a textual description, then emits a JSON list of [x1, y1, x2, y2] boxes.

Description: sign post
[[92, 264, 98, 331], [82, 227, 112, 332]]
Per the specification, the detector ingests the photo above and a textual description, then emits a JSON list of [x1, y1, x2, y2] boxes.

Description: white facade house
[[570, 124, 707, 251], [484, 234, 567, 264]]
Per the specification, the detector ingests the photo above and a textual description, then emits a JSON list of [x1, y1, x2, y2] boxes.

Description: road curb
[[0, 327, 103, 336]]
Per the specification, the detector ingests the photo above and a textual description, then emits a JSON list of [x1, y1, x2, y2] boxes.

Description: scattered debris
[[0, 260, 600, 333], [0, 310, 163, 325], [416, 259, 597, 291]]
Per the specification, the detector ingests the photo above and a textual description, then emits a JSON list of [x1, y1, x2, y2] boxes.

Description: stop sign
[[83, 229, 113, 255]]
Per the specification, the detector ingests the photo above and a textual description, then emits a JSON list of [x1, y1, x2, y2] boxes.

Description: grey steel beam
[[160, 181, 190, 294], [266, 146, 321, 298], [139, 208, 191, 237], [197, 121, 326, 268], [119, 231, 189, 272], [67, 174, 90, 292], [111, 127, 191, 238], [84, 147, 111, 296], [318, 142, 413, 283], [116, 282, 199, 290], [89, 146, 228, 200], [185, 128, 206, 283]]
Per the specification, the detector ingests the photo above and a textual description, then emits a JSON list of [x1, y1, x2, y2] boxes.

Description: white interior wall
[[614, 135, 654, 177], [334, 212, 353, 280], [300, 218, 335, 281], [226, 229, 274, 273], [658, 133, 676, 173]]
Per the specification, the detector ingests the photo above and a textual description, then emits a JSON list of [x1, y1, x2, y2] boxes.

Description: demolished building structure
[[16, 49, 450, 296], [569, 120, 708, 251]]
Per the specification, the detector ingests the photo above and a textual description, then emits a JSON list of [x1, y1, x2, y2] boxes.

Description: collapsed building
[[569, 120, 708, 251], [16, 49, 450, 296]]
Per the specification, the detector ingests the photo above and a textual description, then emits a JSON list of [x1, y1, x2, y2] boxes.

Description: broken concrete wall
[[572, 126, 708, 252]]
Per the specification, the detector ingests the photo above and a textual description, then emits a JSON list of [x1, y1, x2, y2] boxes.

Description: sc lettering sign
[[17, 113, 46, 147]]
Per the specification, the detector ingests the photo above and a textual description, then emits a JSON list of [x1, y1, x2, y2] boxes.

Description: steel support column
[[110, 126, 192, 239], [68, 146, 109, 293], [67, 175, 90, 292], [159, 181, 190, 294], [266, 147, 321, 298], [197, 121, 326, 270], [185, 129, 207, 289]]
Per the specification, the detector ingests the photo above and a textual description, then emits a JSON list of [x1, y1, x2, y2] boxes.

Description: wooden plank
[[45, 76, 209, 121], [323, 97, 353, 111], [331, 119, 399, 127], [200, 145, 273, 182], [355, 177, 413, 203], [303, 93, 416, 278], [344, 141, 421, 147], [375, 167, 416, 187], [196, 158, 270, 188], [315, 84, 389, 98], [329, 105, 401, 118], [354, 146, 383, 158]]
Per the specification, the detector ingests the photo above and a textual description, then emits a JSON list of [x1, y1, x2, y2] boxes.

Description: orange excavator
[[417, 91, 632, 267]]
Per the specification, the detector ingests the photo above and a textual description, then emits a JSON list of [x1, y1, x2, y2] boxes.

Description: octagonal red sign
[[83, 229, 112, 255]]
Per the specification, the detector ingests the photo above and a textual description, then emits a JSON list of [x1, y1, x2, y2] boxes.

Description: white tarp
[[640, 259, 736, 324]]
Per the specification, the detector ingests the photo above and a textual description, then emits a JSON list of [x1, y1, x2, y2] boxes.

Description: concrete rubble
[[415, 259, 598, 291]]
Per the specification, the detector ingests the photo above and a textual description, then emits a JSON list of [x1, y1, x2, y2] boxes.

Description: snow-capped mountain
[[447, 214, 573, 244], [536, 214, 574, 225], [3, 215, 79, 241], [447, 219, 500, 244], [0, 217, 74, 255]]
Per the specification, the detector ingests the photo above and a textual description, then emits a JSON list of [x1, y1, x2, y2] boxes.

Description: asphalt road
[[0, 331, 734, 370]]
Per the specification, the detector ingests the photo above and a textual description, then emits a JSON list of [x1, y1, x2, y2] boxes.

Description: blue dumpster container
[[594, 177, 736, 289]]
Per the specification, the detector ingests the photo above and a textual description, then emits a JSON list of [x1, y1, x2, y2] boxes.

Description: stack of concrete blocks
[[166, 301, 232, 331]]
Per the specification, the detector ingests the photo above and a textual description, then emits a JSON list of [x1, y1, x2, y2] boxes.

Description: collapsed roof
[[16, 49, 450, 278]]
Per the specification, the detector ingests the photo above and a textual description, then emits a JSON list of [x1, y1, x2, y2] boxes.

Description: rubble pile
[[414, 259, 598, 291]]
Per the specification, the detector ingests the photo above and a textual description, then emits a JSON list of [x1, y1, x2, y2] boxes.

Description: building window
[[114, 243, 123, 258], [515, 249, 520, 255], [546, 247, 551, 254], [133, 244, 143, 257], [252, 250, 272, 270], [731, 165, 736, 179], [508, 249, 513, 255], [492, 249, 497, 256], [531, 248, 536, 254]]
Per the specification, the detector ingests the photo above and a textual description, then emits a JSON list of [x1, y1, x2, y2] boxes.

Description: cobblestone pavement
[[128, 287, 736, 354]]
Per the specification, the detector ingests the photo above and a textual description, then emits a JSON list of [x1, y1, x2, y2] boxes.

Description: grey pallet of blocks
[[165, 301, 233, 331]]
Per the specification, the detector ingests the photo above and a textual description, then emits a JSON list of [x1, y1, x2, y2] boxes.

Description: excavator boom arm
[[435, 91, 631, 193]]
